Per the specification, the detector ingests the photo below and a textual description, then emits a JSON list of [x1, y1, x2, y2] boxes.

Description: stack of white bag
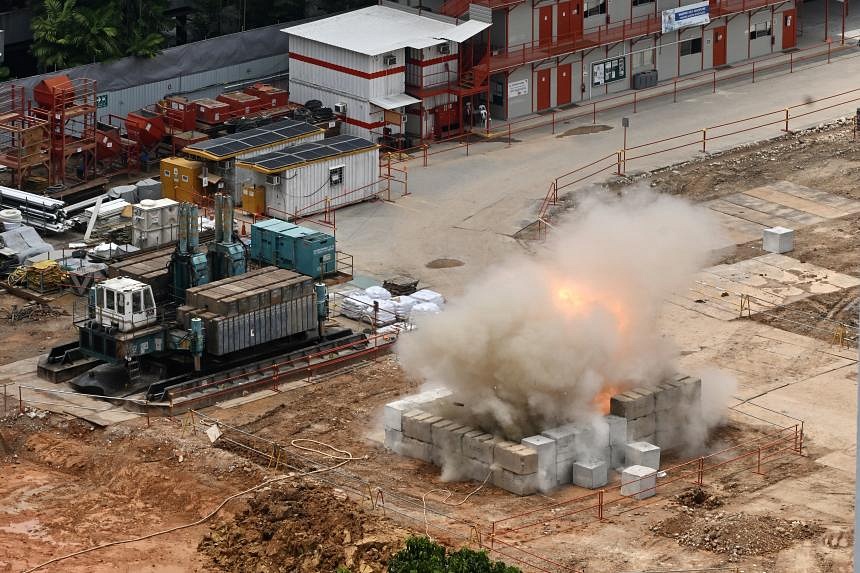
[[391, 295, 417, 319], [340, 287, 397, 325], [408, 289, 444, 318]]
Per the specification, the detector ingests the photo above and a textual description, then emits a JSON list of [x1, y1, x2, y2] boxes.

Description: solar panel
[[259, 155, 304, 170], [237, 134, 376, 172]]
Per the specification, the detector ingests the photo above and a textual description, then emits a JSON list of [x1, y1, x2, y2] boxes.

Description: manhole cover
[[426, 258, 464, 269], [557, 124, 612, 137]]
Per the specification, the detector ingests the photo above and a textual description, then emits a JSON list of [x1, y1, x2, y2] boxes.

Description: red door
[[782, 9, 797, 49], [571, 0, 583, 39], [539, 6, 554, 47], [557, 64, 572, 106], [558, 1, 572, 43], [537, 68, 551, 110], [712, 26, 727, 67]]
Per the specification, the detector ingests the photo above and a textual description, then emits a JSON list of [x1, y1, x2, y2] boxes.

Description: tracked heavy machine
[[47, 194, 368, 402]]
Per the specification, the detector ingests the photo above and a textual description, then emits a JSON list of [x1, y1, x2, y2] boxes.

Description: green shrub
[[388, 536, 520, 573]]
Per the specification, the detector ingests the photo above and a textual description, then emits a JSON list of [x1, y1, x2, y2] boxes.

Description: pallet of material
[[185, 267, 313, 317], [203, 296, 317, 355], [108, 247, 174, 299]]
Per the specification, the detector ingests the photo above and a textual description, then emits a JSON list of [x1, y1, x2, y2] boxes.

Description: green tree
[[388, 537, 520, 573], [112, 0, 170, 57], [31, 0, 120, 70]]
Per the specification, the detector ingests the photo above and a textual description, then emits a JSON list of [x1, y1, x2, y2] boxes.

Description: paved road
[[331, 45, 860, 297]]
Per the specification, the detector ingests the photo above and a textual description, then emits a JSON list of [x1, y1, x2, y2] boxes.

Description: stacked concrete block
[[542, 423, 582, 486], [491, 441, 539, 495], [606, 415, 628, 469], [621, 465, 658, 500], [624, 441, 661, 470], [610, 389, 656, 443], [573, 460, 608, 489], [521, 435, 557, 493]]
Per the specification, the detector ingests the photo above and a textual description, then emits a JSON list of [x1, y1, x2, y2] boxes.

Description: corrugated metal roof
[[284, 5, 486, 56], [369, 93, 421, 110]]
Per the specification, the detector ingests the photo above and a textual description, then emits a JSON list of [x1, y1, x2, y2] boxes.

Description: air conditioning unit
[[437, 43, 450, 55], [334, 102, 347, 114], [383, 54, 397, 66], [265, 174, 280, 185]]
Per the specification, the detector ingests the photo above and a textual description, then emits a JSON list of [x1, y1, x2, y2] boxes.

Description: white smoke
[[397, 189, 728, 441]]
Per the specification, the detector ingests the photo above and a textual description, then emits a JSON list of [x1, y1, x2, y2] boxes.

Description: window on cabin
[[750, 21, 772, 39], [105, 290, 115, 311], [133, 291, 142, 314], [584, 0, 606, 17], [679, 37, 703, 56]]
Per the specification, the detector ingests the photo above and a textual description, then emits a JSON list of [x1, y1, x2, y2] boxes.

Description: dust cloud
[[397, 189, 729, 442]]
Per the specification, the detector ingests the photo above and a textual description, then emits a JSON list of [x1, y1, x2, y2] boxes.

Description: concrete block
[[621, 465, 658, 500], [626, 415, 656, 441], [573, 460, 608, 489], [492, 468, 538, 496], [654, 382, 683, 412], [408, 387, 453, 407], [609, 444, 626, 469], [581, 418, 610, 449], [542, 423, 583, 461], [606, 415, 628, 446], [431, 419, 458, 446], [494, 442, 538, 475], [678, 377, 702, 406], [624, 441, 661, 470], [656, 427, 682, 450], [522, 435, 558, 492], [432, 422, 466, 465], [399, 435, 434, 463], [401, 410, 433, 442], [556, 458, 574, 485], [763, 226, 794, 254], [384, 428, 403, 452], [383, 400, 414, 431], [610, 389, 655, 419], [463, 432, 496, 464], [460, 456, 492, 482]]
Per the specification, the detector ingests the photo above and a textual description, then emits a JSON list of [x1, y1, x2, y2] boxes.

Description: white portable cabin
[[183, 119, 325, 202], [284, 4, 489, 141], [235, 134, 380, 219]]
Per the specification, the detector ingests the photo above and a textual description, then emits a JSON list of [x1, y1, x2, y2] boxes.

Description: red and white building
[[287, 0, 802, 141], [285, 4, 491, 142]]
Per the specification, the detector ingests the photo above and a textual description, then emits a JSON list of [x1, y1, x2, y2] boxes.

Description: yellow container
[[241, 185, 266, 215], [160, 157, 203, 203]]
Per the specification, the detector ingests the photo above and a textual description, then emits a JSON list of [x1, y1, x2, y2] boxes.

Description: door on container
[[558, 1, 572, 44], [572, 0, 583, 39], [557, 64, 572, 106], [539, 5, 554, 47], [782, 9, 796, 49], [537, 68, 552, 110], [712, 26, 727, 67]]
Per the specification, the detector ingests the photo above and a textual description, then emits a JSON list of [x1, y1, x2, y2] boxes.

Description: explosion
[[397, 189, 727, 441]]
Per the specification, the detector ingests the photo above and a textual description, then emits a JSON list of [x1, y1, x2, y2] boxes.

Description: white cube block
[[606, 415, 628, 446], [624, 441, 661, 470], [573, 459, 608, 489], [383, 399, 413, 431], [522, 435, 558, 492], [621, 465, 658, 500], [763, 226, 794, 254]]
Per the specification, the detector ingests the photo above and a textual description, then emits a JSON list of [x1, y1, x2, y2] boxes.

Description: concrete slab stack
[[382, 373, 702, 496]]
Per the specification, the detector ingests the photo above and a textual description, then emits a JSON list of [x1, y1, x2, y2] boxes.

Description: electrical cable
[[421, 469, 493, 538], [20, 436, 360, 573]]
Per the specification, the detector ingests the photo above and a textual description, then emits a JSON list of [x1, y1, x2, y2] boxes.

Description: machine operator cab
[[90, 277, 158, 333]]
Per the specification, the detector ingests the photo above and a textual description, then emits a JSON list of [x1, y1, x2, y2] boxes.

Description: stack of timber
[[108, 246, 175, 300]]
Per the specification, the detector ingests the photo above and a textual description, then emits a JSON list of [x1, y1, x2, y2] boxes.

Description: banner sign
[[661, 1, 710, 33], [508, 79, 529, 98]]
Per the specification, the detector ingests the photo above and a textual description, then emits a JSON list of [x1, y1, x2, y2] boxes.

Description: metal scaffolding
[[0, 85, 50, 189]]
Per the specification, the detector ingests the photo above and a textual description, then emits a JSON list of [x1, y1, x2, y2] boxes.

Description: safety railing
[[533, 85, 860, 238], [487, 422, 803, 546]]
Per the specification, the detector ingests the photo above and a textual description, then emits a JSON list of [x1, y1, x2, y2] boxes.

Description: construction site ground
[[3, 94, 860, 571]]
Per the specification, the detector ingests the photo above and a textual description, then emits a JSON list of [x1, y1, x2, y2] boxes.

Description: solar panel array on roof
[[184, 119, 322, 160], [237, 135, 377, 173]]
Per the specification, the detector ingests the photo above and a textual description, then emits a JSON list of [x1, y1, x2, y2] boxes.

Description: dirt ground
[[2, 120, 859, 572], [0, 292, 77, 366]]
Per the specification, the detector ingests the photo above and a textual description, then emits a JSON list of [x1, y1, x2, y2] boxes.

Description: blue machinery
[[169, 202, 208, 302], [208, 193, 247, 281]]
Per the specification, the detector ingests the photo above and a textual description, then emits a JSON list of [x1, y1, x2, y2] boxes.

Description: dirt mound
[[651, 509, 822, 561], [674, 486, 723, 510], [199, 481, 410, 572]]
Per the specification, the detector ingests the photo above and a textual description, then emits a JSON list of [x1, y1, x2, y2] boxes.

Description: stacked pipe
[[0, 186, 70, 233]]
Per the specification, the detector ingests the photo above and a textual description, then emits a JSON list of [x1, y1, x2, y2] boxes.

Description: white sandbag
[[411, 289, 444, 307], [365, 285, 392, 300], [391, 295, 417, 319], [411, 302, 441, 318]]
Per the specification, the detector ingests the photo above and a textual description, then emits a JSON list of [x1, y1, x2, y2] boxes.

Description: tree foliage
[[31, 0, 120, 70], [388, 537, 521, 573]]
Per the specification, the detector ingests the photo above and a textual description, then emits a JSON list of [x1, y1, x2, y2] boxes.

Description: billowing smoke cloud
[[397, 189, 728, 442]]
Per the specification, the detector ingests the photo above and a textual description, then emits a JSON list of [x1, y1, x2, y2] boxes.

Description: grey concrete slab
[[706, 198, 799, 229], [771, 180, 860, 209], [722, 193, 826, 225]]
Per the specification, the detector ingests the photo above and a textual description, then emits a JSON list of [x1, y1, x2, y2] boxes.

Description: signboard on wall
[[508, 79, 529, 98], [661, 1, 710, 33], [96, 94, 108, 108], [591, 57, 626, 87]]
